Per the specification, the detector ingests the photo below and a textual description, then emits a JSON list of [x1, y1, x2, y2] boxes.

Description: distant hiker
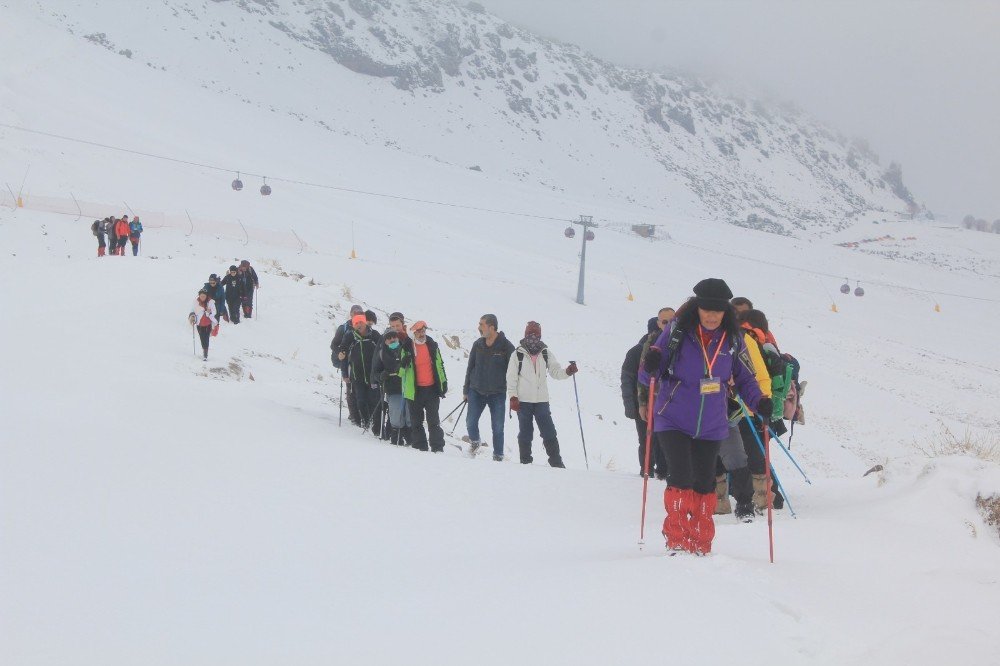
[[188, 288, 218, 361], [203, 274, 228, 323], [372, 312, 409, 443], [128, 216, 143, 256], [463, 313, 515, 461], [622, 316, 669, 478], [114, 216, 130, 255], [639, 279, 769, 556], [333, 304, 365, 426], [340, 312, 381, 431], [506, 321, 575, 468], [105, 217, 117, 255], [400, 320, 448, 452], [220, 265, 243, 324], [91, 219, 106, 257], [237, 260, 259, 318]]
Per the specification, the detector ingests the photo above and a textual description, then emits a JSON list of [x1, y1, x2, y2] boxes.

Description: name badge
[[700, 378, 722, 395]]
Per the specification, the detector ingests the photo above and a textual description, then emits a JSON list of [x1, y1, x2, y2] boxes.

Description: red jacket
[[114, 219, 130, 237]]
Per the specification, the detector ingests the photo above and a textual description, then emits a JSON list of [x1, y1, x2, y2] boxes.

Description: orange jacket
[[115, 219, 130, 237]]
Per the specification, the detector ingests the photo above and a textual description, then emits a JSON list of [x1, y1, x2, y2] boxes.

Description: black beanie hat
[[647, 317, 660, 334], [365, 309, 377, 324], [693, 278, 733, 312]]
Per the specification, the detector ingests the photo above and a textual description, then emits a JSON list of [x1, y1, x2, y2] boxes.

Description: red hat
[[351, 314, 367, 327], [410, 320, 427, 333], [525, 321, 542, 338]]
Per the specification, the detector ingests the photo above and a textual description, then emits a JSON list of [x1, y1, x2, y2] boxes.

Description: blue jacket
[[129, 220, 143, 236]]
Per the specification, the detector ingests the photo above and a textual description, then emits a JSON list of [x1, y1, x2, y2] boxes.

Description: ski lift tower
[[572, 214, 598, 305]]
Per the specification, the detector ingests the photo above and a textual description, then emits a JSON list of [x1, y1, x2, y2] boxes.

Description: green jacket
[[400, 336, 448, 400]]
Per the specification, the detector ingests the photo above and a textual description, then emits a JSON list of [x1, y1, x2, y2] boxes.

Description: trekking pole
[[763, 418, 775, 563], [449, 400, 467, 437], [570, 366, 589, 470], [442, 399, 467, 423], [191, 324, 196, 356], [638, 378, 656, 547], [767, 427, 812, 484], [338, 378, 344, 427]]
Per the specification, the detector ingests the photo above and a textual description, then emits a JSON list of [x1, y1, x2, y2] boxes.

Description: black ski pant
[[516, 401, 564, 467], [407, 386, 444, 452], [353, 382, 380, 429], [226, 297, 241, 324], [656, 429, 722, 495], [634, 417, 669, 477], [739, 417, 783, 501], [116, 237, 128, 255], [196, 325, 211, 354]]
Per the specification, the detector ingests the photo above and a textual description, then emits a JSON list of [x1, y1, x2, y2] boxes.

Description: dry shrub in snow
[[917, 427, 1000, 464], [976, 495, 1000, 539]]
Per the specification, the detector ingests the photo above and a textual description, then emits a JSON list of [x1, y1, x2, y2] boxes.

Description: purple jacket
[[638, 324, 763, 441]]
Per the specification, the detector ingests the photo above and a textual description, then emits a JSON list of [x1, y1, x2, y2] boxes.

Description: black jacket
[[463, 332, 515, 396], [373, 333, 405, 395], [340, 327, 381, 385], [621, 334, 648, 420], [221, 273, 244, 302]]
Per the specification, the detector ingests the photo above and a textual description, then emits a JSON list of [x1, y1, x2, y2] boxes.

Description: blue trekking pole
[[570, 364, 589, 470], [737, 401, 797, 518], [767, 427, 812, 485]]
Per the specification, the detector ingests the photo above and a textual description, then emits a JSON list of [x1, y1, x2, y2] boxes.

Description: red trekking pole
[[763, 418, 775, 563], [638, 378, 656, 547]]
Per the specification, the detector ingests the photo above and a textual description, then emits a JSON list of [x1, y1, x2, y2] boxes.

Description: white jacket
[[506, 345, 569, 403], [191, 299, 217, 328]]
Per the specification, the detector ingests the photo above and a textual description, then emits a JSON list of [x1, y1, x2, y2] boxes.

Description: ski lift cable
[[0, 122, 574, 224], [5, 121, 998, 304]]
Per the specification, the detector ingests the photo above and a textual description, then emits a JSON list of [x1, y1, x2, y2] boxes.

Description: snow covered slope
[[8, 0, 915, 236], [2, 1, 1000, 664]]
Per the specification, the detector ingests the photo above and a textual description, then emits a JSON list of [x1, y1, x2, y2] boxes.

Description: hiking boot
[[492, 454, 504, 462], [773, 487, 785, 510], [714, 475, 732, 515], [466, 439, 483, 456], [542, 439, 565, 468], [735, 501, 755, 523], [752, 473, 775, 514]]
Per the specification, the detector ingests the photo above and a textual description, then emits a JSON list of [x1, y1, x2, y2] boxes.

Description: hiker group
[[187, 260, 260, 360], [622, 278, 805, 556], [331, 310, 578, 465], [91, 215, 143, 256]]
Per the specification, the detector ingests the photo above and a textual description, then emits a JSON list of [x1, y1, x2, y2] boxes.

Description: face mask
[[387, 341, 400, 350]]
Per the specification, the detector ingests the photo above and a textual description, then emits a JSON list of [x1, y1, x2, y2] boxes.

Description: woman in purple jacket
[[639, 278, 772, 555]]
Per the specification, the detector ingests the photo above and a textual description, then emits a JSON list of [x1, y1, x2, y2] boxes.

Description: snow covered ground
[[2, 3, 1000, 664]]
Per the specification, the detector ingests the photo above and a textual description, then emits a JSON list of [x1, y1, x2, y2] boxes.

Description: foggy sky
[[475, 0, 1000, 221]]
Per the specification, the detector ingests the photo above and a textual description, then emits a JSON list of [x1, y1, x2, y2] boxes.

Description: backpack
[[91, 220, 100, 236], [663, 323, 739, 378]]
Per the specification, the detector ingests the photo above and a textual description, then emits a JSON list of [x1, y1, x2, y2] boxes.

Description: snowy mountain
[[37, 0, 911, 236], [2, 1, 1000, 664]]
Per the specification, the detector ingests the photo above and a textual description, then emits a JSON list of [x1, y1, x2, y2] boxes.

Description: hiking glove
[[643, 348, 662, 374], [756, 397, 774, 419], [566, 362, 578, 376], [509, 396, 520, 412]]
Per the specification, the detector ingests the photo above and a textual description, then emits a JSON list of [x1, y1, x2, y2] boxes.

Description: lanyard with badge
[[698, 326, 727, 396]]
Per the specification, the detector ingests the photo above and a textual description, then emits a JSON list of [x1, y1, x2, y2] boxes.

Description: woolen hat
[[693, 278, 733, 312], [647, 316, 660, 334], [525, 321, 542, 338], [350, 304, 364, 316]]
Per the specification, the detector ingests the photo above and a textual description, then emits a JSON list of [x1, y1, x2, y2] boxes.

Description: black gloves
[[757, 397, 774, 419], [643, 348, 662, 374]]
